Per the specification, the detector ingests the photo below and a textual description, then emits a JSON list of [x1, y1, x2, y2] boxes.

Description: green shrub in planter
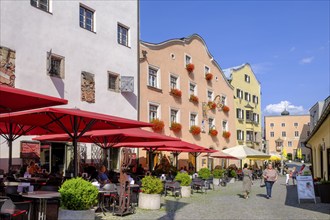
[[141, 176, 163, 194], [212, 169, 225, 178], [198, 168, 211, 180], [59, 177, 98, 210], [175, 173, 192, 186], [229, 170, 237, 178]]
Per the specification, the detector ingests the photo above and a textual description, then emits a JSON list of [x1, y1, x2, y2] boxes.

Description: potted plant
[[186, 63, 195, 73], [227, 169, 237, 183], [175, 173, 192, 197], [170, 88, 182, 98], [209, 129, 218, 137], [151, 118, 165, 132], [189, 94, 199, 104], [208, 101, 216, 110], [212, 169, 225, 186], [222, 105, 230, 112], [223, 131, 231, 139], [198, 168, 211, 180], [170, 122, 182, 132], [318, 180, 330, 203], [58, 177, 98, 220], [205, 73, 213, 81], [138, 176, 164, 209], [190, 125, 201, 135]]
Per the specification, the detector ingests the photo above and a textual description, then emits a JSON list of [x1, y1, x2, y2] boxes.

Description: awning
[[206, 150, 239, 160], [223, 145, 271, 160]]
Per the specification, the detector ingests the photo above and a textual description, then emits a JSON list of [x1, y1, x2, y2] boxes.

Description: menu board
[[296, 175, 316, 204]]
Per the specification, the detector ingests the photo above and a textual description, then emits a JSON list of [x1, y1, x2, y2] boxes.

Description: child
[[286, 170, 292, 185]]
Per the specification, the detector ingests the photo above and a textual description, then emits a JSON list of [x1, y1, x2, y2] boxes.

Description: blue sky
[[140, 0, 329, 116]]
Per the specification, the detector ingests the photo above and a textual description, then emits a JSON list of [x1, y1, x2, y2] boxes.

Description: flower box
[[189, 94, 199, 103], [151, 119, 165, 132], [223, 131, 231, 138], [222, 105, 230, 112], [190, 125, 201, 135], [170, 88, 182, 98], [170, 122, 182, 132], [205, 73, 213, 81], [209, 129, 218, 137], [208, 101, 216, 110], [186, 63, 195, 73]]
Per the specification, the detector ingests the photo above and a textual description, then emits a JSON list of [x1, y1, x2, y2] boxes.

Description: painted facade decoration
[[0, 46, 16, 87], [81, 71, 95, 103]]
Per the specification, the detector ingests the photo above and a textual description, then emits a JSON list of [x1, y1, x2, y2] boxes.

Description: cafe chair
[[164, 181, 182, 198], [0, 198, 32, 220]]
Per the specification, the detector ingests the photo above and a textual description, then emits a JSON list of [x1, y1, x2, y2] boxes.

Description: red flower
[[222, 105, 230, 112], [189, 94, 199, 103], [205, 73, 213, 81], [209, 129, 218, 137], [186, 63, 195, 73], [151, 119, 165, 132], [190, 125, 201, 135], [170, 122, 182, 132], [170, 88, 182, 97], [223, 131, 231, 138], [208, 101, 216, 110]]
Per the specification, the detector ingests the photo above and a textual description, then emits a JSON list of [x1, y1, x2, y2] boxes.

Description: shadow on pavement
[[236, 193, 245, 199], [157, 199, 189, 220], [256, 193, 268, 199], [285, 185, 330, 215]]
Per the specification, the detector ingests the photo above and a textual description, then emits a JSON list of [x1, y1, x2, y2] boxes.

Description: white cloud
[[289, 47, 296, 52], [250, 62, 272, 75], [299, 56, 314, 64], [264, 101, 307, 115]]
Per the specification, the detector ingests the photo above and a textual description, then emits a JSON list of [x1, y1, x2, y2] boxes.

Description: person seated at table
[[136, 164, 145, 175], [27, 161, 38, 175], [98, 165, 111, 186]]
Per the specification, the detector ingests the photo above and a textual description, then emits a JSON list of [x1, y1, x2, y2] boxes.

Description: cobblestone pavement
[[96, 176, 330, 220]]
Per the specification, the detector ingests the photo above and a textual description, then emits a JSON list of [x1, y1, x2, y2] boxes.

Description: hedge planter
[[213, 178, 220, 186], [318, 184, 330, 203], [58, 208, 95, 220], [228, 177, 235, 183], [181, 186, 191, 198], [138, 193, 161, 209]]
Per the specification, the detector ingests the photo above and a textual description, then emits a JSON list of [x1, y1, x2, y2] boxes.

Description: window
[[204, 66, 210, 74], [252, 95, 258, 104], [281, 123, 285, 127], [246, 131, 254, 141], [236, 89, 243, 99], [270, 132, 274, 137], [47, 52, 65, 78], [207, 90, 213, 101], [118, 24, 129, 47], [222, 120, 228, 131], [288, 141, 292, 147], [244, 92, 251, 102], [253, 113, 259, 123], [208, 118, 215, 130], [190, 113, 197, 126], [170, 109, 178, 123], [80, 5, 94, 32], [221, 95, 226, 105], [236, 108, 244, 120], [149, 104, 159, 122], [246, 110, 253, 121], [189, 83, 196, 95], [108, 72, 120, 92], [294, 122, 298, 127], [270, 123, 274, 127], [282, 131, 286, 137], [294, 131, 299, 137], [245, 74, 250, 83], [170, 75, 178, 89], [31, 0, 49, 12], [237, 130, 244, 140], [185, 55, 191, 65], [148, 67, 158, 88]]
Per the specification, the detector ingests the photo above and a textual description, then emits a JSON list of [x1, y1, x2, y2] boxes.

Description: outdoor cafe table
[[97, 189, 117, 215], [22, 191, 60, 220]]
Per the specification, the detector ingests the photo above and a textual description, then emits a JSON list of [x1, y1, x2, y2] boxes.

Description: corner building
[[139, 34, 236, 171]]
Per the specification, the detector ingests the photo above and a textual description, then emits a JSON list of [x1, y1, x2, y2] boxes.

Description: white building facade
[[0, 0, 139, 172]]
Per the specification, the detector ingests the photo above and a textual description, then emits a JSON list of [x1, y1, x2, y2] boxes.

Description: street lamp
[[275, 138, 284, 175]]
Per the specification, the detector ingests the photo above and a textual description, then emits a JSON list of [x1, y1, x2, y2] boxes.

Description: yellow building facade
[[223, 64, 262, 150], [138, 34, 236, 172]]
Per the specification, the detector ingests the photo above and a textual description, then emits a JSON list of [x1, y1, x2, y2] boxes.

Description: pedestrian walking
[[292, 167, 298, 185], [263, 163, 278, 199], [242, 163, 253, 199]]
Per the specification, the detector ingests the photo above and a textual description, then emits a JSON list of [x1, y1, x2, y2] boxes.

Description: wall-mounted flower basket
[[190, 125, 201, 135], [170, 88, 182, 98], [151, 119, 165, 132], [209, 129, 218, 137], [186, 63, 195, 73], [223, 131, 231, 139], [222, 105, 230, 112], [205, 73, 213, 81], [189, 94, 199, 103], [170, 122, 182, 132], [208, 101, 216, 110]]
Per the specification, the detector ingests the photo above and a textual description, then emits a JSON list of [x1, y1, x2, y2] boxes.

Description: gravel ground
[[96, 176, 330, 220]]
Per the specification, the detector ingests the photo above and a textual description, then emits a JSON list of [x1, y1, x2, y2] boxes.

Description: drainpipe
[[136, 0, 140, 162]]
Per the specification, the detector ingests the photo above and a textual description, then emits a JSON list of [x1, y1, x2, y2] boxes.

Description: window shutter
[[47, 49, 52, 73], [120, 76, 134, 92]]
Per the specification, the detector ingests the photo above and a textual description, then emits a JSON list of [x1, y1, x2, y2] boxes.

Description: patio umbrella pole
[[8, 123, 13, 173], [73, 116, 78, 177]]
